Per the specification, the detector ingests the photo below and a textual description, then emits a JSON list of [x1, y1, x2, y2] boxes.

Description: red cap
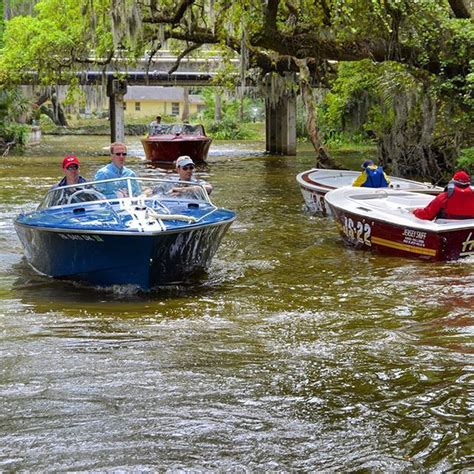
[[62, 155, 80, 169], [452, 170, 470, 185]]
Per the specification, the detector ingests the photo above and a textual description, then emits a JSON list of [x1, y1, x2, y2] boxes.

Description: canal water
[[1, 136, 473, 471]]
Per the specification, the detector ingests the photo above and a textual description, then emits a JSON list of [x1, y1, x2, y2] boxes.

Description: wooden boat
[[141, 123, 212, 164], [296, 168, 443, 216], [324, 186, 474, 261]]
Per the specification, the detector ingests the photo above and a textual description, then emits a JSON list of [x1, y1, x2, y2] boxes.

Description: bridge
[[50, 52, 297, 155]]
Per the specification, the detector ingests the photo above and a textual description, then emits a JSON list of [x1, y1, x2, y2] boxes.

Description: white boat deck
[[325, 187, 474, 232], [296, 168, 442, 193]]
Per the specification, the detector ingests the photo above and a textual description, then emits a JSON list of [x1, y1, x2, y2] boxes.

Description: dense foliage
[[318, 59, 473, 178], [0, 88, 30, 154], [0, 0, 472, 176]]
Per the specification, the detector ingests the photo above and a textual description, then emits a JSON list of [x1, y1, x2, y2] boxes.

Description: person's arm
[[383, 171, 391, 185], [352, 172, 366, 187], [203, 182, 213, 195], [131, 178, 141, 197], [94, 169, 108, 181], [169, 180, 212, 197], [94, 169, 115, 198], [413, 193, 447, 220]]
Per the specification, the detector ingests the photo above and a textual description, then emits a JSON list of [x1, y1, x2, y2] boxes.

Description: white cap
[[176, 155, 194, 167]]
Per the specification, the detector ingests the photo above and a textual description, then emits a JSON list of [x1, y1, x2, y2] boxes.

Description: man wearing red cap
[[54, 155, 87, 188], [413, 171, 474, 220]]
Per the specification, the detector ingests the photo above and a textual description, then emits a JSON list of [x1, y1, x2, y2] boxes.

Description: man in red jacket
[[413, 171, 474, 220]]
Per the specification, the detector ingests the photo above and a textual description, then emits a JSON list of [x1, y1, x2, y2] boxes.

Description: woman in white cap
[[170, 155, 213, 195]]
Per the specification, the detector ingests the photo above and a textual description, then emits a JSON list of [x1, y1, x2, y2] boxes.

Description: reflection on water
[[1, 136, 473, 470]]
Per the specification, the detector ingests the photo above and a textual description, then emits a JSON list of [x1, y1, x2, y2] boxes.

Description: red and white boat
[[296, 168, 443, 216], [141, 123, 212, 164], [325, 186, 474, 261]]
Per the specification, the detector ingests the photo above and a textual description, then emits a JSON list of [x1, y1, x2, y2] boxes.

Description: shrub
[[206, 118, 259, 140], [456, 147, 474, 173], [0, 122, 28, 146]]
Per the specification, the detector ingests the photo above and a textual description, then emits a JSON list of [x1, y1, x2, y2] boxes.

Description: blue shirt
[[94, 163, 139, 198]]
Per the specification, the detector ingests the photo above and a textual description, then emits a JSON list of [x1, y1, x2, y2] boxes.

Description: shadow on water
[[10, 257, 237, 310]]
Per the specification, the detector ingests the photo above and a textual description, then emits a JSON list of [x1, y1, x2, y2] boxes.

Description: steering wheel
[[67, 188, 105, 205]]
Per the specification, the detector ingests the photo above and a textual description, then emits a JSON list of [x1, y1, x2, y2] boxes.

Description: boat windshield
[[38, 177, 211, 209], [149, 123, 205, 136]]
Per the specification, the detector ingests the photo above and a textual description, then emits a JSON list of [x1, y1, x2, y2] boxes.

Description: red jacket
[[413, 185, 474, 220]]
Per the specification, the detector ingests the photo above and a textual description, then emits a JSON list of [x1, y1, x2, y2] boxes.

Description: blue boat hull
[[14, 222, 233, 289]]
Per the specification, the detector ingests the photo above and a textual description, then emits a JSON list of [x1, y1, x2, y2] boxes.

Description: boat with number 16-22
[[324, 186, 474, 261]]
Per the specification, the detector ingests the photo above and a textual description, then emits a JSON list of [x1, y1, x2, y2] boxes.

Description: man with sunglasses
[[54, 155, 87, 188], [169, 155, 213, 196], [50, 155, 88, 205], [94, 142, 139, 198]]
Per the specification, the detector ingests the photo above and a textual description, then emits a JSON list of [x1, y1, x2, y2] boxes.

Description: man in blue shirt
[[94, 142, 139, 198]]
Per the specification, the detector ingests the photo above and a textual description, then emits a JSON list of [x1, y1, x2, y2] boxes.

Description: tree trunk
[[0, 139, 16, 157], [35, 87, 68, 127], [51, 90, 68, 126], [295, 59, 340, 168]]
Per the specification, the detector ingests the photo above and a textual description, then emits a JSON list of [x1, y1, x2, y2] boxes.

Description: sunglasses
[[182, 165, 195, 171], [66, 164, 79, 170], [114, 152, 127, 156]]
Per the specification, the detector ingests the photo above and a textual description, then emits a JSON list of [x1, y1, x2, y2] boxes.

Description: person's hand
[[116, 188, 129, 198], [169, 186, 185, 195], [139, 187, 153, 198], [170, 186, 198, 195]]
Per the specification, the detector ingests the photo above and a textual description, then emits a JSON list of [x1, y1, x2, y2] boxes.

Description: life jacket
[[439, 185, 474, 219], [362, 166, 389, 188]]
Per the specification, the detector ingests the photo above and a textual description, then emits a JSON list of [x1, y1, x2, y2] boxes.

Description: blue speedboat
[[14, 177, 236, 289]]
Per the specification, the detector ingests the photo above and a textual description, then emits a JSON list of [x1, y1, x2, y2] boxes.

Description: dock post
[[107, 79, 127, 143], [265, 91, 297, 156]]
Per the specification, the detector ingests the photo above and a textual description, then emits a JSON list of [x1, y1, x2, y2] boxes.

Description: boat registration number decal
[[58, 233, 104, 242], [402, 228, 427, 248], [461, 232, 474, 256], [312, 193, 327, 214], [342, 217, 371, 246]]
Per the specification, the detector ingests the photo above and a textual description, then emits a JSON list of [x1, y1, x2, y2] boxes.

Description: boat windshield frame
[[38, 177, 212, 210], [149, 123, 206, 137]]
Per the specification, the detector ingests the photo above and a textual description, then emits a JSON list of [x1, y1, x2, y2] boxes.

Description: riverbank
[[40, 116, 266, 140], [41, 122, 148, 136]]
